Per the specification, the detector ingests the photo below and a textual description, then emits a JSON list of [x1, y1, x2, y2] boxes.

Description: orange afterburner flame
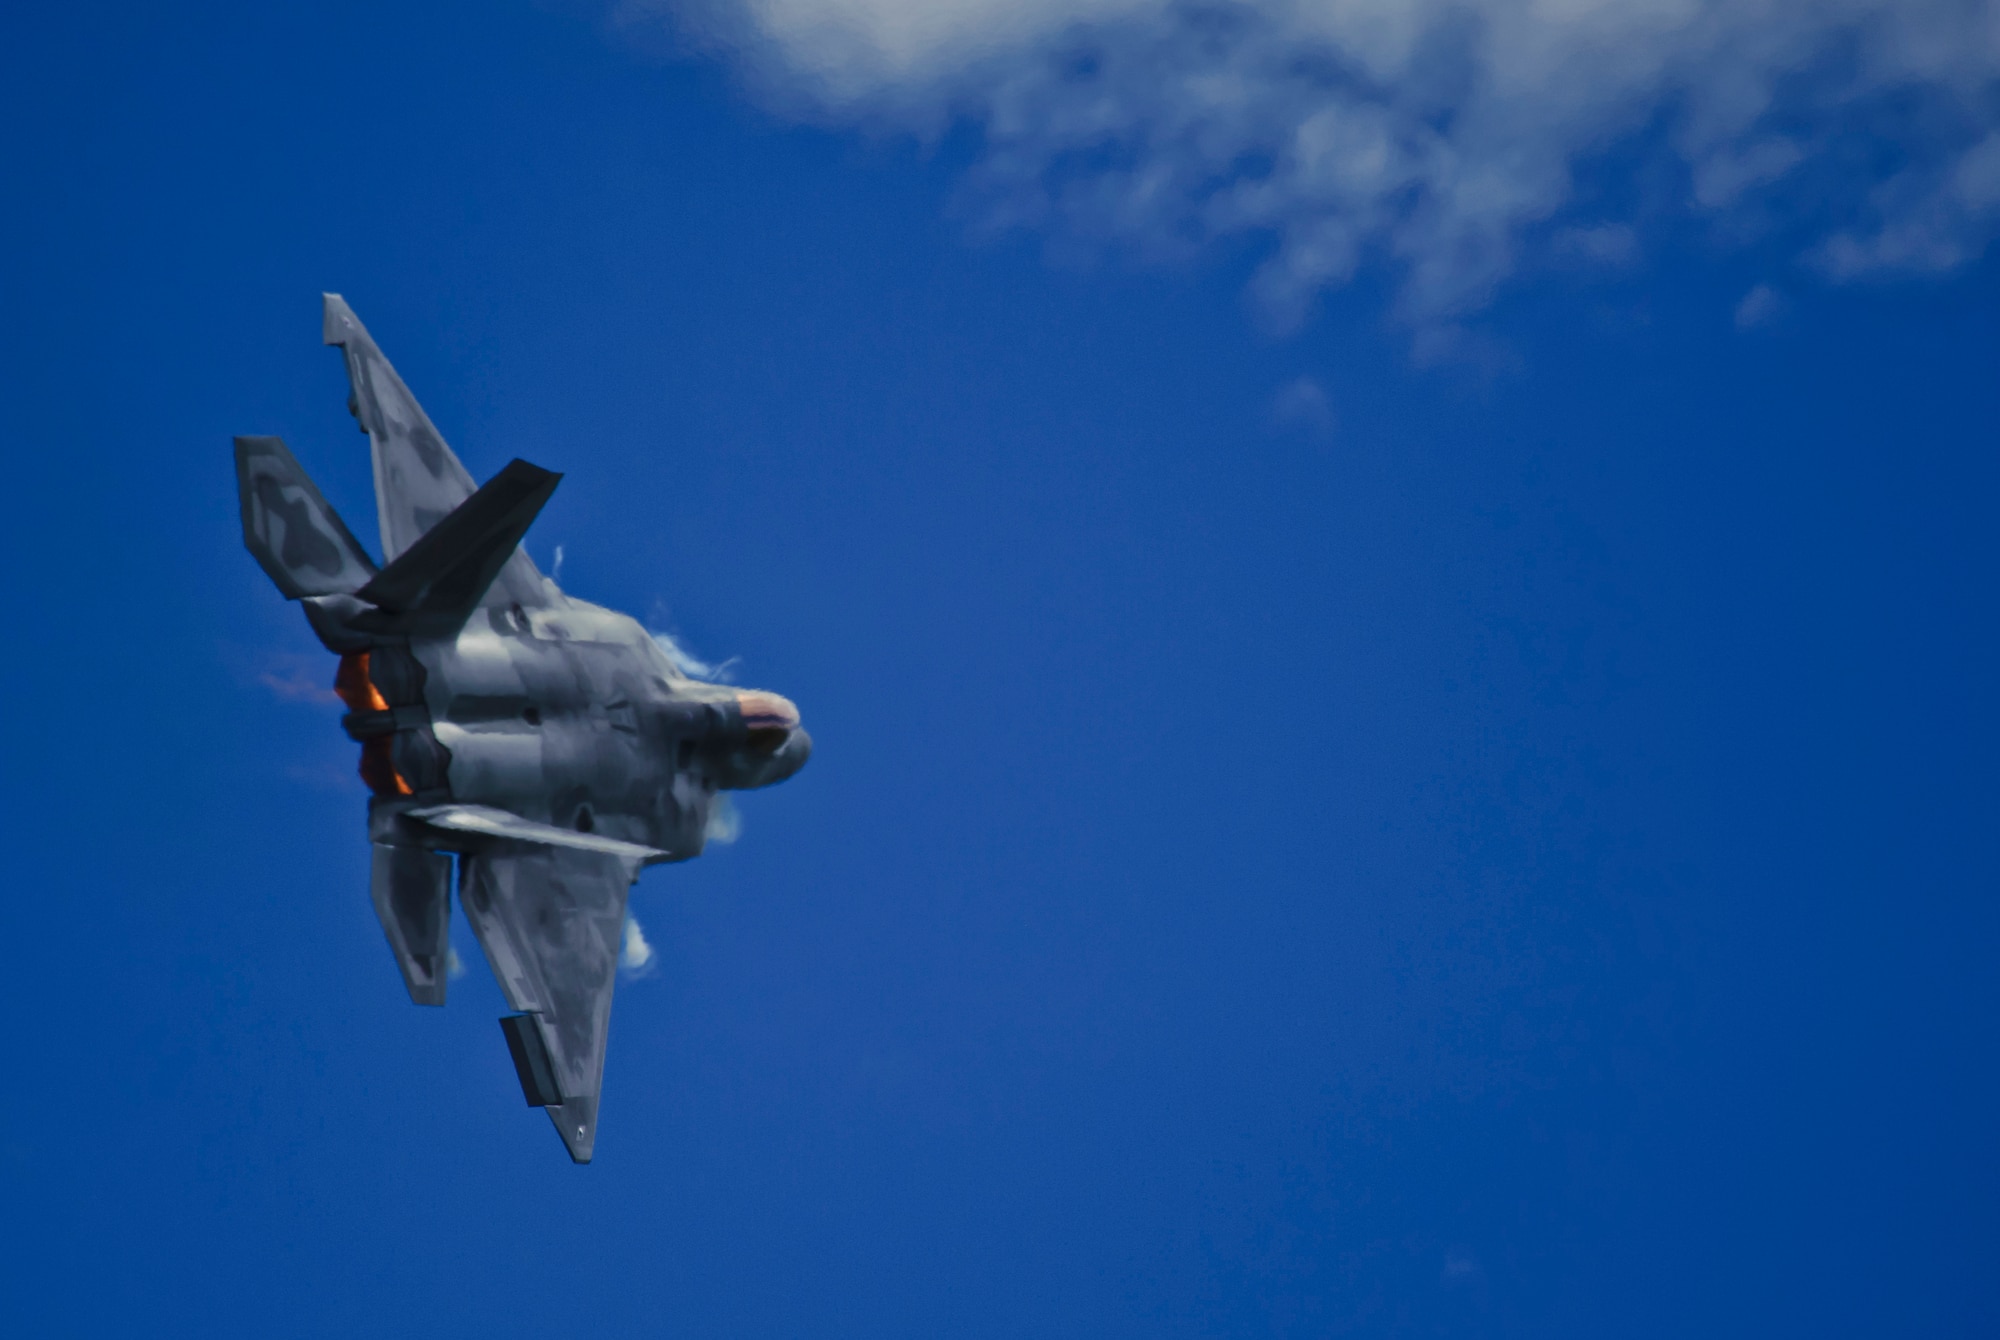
[[334, 652, 412, 796], [359, 739, 413, 796], [334, 652, 389, 713]]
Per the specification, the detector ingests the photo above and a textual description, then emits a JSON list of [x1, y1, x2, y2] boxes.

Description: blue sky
[[2, 2, 1997, 1335]]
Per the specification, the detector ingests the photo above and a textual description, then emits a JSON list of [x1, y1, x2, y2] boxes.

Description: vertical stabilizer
[[234, 435, 377, 599], [321, 294, 554, 611]]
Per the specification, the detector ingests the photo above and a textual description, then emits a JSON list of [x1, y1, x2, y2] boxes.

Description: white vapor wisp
[[650, 628, 741, 683], [644, 624, 746, 843], [705, 794, 743, 844], [634, 0, 2000, 326], [621, 913, 659, 976]]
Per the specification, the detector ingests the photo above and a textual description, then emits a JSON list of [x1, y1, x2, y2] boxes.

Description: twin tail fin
[[235, 436, 559, 639], [235, 435, 378, 599]]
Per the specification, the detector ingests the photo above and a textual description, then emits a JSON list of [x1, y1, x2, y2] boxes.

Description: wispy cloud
[[1734, 282, 1785, 329], [632, 0, 2000, 330], [1442, 1250, 1484, 1285], [1270, 374, 1334, 436], [282, 760, 365, 792], [621, 913, 659, 976], [257, 652, 339, 706]]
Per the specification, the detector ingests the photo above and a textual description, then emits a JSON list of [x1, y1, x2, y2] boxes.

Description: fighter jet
[[235, 295, 810, 1162]]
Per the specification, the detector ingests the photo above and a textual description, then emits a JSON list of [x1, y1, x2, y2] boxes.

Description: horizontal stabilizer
[[354, 459, 559, 634], [235, 435, 378, 599], [409, 803, 665, 867]]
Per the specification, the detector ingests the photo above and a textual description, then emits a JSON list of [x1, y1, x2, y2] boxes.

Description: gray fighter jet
[[235, 295, 810, 1162]]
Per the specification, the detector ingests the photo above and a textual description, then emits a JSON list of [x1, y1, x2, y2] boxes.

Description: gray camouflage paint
[[236, 295, 810, 1162]]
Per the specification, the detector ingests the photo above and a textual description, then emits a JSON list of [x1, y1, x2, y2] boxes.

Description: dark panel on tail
[[234, 435, 377, 599]]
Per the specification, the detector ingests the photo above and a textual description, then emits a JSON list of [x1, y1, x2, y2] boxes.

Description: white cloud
[[1734, 281, 1783, 328], [1550, 223, 1639, 269], [634, 0, 2000, 326], [1270, 374, 1334, 434], [621, 913, 659, 976]]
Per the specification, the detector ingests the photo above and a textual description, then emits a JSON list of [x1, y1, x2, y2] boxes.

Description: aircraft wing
[[412, 802, 668, 862], [458, 841, 639, 1163], [321, 293, 555, 611]]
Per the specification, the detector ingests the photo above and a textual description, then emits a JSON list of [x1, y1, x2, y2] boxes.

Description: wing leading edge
[[458, 842, 639, 1163]]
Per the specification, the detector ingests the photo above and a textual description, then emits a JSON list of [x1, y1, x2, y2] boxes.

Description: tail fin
[[322, 294, 557, 613], [235, 435, 378, 599], [322, 292, 477, 562], [354, 458, 560, 635]]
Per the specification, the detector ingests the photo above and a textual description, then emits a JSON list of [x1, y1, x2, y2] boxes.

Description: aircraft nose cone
[[737, 690, 802, 756], [736, 691, 800, 733]]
